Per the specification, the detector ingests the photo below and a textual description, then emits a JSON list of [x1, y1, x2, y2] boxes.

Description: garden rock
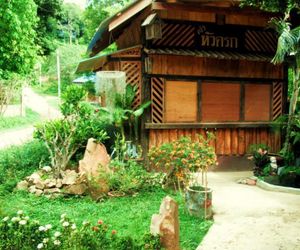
[[35, 189, 43, 196], [16, 180, 29, 191], [29, 185, 37, 194], [87, 177, 110, 201], [62, 170, 78, 185], [64, 183, 88, 195], [45, 179, 56, 188], [27, 172, 41, 183], [150, 196, 180, 250], [35, 179, 45, 190], [56, 179, 63, 188], [79, 138, 111, 178], [42, 166, 52, 173], [44, 188, 61, 194]]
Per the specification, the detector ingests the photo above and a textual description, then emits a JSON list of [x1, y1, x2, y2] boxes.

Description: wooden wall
[[149, 127, 281, 155], [149, 55, 284, 79], [155, 2, 275, 27]]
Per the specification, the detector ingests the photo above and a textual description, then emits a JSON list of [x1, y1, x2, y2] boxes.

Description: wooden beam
[[109, 0, 152, 32], [145, 122, 274, 129]]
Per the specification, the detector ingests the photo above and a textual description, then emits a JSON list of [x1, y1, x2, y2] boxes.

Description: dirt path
[[22, 87, 61, 120], [197, 172, 300, 250], [0, 88, 61, 149], [0, 127, 34, 148]]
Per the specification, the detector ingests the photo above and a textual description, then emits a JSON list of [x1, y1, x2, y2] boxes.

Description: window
[[201, 83, 240, 122], [245, 84, 271, 121], [165, 81, 197, 122], [160, 79, 272, 123]]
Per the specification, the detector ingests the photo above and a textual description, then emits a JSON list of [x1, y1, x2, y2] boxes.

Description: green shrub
[[0, 140, 50, 194], [0, 211, 162, 250], [279, 166, 300, 188], [34, 85, 109, 177], [107, 160, 164, 195]]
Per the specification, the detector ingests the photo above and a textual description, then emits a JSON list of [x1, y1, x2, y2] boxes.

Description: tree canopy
[[82, 0, 132, 43], [34, 0, 63, 55], [0, 0, 38, 78]]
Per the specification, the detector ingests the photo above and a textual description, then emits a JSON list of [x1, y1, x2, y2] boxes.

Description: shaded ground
[[197, 171, 300, 250]]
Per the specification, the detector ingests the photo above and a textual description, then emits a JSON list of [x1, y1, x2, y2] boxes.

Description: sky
[[64, 0, 86, 9]]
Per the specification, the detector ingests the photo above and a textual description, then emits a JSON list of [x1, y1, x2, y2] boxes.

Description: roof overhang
[[87, 0, 152, 57], [145, 48, 273, 62], [76, 46, 142, 73]]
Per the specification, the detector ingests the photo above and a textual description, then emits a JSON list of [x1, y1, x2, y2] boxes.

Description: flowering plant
[[148, 133, 217, 190], [0, 211, 162, 249]]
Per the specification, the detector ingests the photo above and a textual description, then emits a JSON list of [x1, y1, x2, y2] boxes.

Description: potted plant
[[148, 133, 217, 219]]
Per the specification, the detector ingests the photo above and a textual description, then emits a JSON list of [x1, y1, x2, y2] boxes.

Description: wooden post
[[141, 27, 151, 166]]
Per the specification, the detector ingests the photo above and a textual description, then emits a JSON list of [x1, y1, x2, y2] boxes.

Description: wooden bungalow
[[76, 0, 287, 158]]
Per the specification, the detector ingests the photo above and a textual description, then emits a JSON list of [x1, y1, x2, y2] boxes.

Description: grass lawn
[[0, 189, 212, 250], [0, 108, 40, 132]]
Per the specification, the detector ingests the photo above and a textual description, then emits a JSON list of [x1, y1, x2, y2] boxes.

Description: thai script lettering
[[197, 25, 239, 49]]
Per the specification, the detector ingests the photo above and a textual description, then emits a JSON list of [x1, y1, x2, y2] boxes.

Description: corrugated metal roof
[[145, 48, 273, 62]]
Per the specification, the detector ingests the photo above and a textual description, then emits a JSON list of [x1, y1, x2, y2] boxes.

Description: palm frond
[[270, 18, 299, 64]]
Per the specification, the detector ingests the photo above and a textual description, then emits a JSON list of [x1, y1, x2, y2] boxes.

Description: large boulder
[[62, 170, 78, 185], [150, 196, 180, 250], [79, 138, 111, 178]]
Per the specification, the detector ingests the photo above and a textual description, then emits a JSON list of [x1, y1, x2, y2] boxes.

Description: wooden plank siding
[[148, 128, 281, 155], [158, 10, 271, 27], [149, 55, 284, 80]]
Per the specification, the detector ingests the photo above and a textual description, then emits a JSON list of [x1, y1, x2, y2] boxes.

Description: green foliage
[[82, 0, 130, 43], [149, 134, 217, 189], [34, 85, 109, 176], [34, 0, 63, 55], [0, 189, 212, 249], [107, 160, 164, 195], [248, 144, 270, 176], [59, 3, 84, 45], [0, 0, 38, 77], [102, 84, 151, 144], [0, 108, 40, 132], [278, 166, 300, 187], [39, 44, 87, 96], [240, 0, 299, 13], [0, 140, 50, 195], [0, 211, 162, 250]]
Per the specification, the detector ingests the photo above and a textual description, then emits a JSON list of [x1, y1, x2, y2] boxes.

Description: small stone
[[35, 180, 45, 190], [64, 183, 88, 195], [46, 179, 56, 188], [56, 179, 63, 188], [16, 180, 29, 191], [246, 179, 257, 186], [44, 188, 61, 194], [42, 166, 52, 173], [29, 185, 37, 194], [62, 170, 78, 185], [35, 189, 43, 196], [27, 172, 41, 184]]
